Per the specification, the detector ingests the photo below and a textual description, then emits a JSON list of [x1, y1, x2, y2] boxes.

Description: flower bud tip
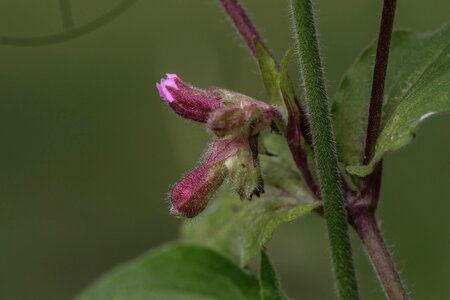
[[156, 73, 179, 102]]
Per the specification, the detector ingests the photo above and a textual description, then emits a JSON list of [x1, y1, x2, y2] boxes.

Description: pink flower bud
[[156, 74, 222, 122], [170, 137, 242, 218], [170, 163, 227, 218], [157, 75, 285, 217]]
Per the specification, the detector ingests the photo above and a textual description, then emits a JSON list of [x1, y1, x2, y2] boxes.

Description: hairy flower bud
[[170, 137, 241, 218], [170, 163, 227, 218], [156, 74, 222, 122], [157, 74, 284, 218]]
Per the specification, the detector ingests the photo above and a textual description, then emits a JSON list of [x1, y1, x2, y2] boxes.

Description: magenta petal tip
[[156, 74, 179, 103]]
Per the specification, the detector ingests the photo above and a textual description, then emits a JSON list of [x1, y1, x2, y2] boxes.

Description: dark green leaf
[[333, 23, 450, 176], [260, 250, 289, 300], [182, 135, 319, 266], [76, 244, 260, 300]]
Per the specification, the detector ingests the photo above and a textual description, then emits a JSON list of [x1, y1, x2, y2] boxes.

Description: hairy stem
[[217, 0, 267, 56], [290, 0, 358, 298], [352, 212, 409, 300], [357, 3, 408, 298], [364, 0, 397, 164]]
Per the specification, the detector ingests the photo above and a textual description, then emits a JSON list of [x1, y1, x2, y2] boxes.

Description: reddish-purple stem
[[218, 0, 265, 55], [286, 102, 320, 198], [352, 2, 409, 298], [364, 0, 397, 165], [362, 0, 397, 214], [351, 212, 409, 300]]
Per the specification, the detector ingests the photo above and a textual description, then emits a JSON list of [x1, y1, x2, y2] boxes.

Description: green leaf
[[75, 244, 260, 300], [255, 44, 298, 111], [333, 23, 450, 176], [279, 48, 296, 107], [260, 250, 290, 300], [255, 41, 283, 105], [182, 135, 319, 266]]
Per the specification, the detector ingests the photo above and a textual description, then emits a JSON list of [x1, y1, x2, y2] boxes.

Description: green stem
[[289, 0, 359, 299]]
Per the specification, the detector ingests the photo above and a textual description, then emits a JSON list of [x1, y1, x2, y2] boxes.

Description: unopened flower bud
[[170, 137, 241, 218], [156, 74, 222, 122], [157, 74, 284, 217], [170, 163, 227, 218]]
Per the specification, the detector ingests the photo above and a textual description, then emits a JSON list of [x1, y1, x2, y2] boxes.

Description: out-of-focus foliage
[[76, 244, 260, 300]]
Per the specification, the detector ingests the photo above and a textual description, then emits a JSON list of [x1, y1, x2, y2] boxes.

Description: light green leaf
[[182, 135, 319, 266], [256, 44, 298, 111], [260, 250, 290, 300], [256, 41, 283, 105], [75, 244, 260, 300], [279, 48, 296, 105], [333, 23, 450, 176]]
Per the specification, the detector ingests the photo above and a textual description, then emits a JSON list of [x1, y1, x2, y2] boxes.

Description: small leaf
[[279, 48, 301, 135], [255, 44, 298, 112], [260, 250, 290, 300], [75, 244, 260, 300], [279, 48, 296, 108], [255, 41, 283, 105], [182, 135, 319, 266], [333, 23, 450, 176]]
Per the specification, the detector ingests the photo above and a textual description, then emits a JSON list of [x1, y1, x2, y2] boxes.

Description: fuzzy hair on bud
[[169, 137, 242, 218], [170, 163, 227, 218]]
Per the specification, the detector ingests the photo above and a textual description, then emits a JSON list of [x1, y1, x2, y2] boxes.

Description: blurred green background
[[0, 1, 449, 299]]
